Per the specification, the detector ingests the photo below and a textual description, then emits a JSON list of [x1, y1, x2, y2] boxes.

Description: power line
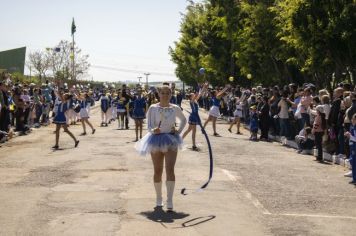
[[91, 64, 175, 77]]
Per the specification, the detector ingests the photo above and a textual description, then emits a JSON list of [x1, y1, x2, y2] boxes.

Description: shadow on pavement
[[140, 206, 189, 224], [140, 207, 216, 228]]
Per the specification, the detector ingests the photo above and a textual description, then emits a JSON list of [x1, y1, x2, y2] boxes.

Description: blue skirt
[[132, 109, 145, 119], [188, 114, 200, 125], [135, 133, 183, 156], [53, 113, 67, 124]]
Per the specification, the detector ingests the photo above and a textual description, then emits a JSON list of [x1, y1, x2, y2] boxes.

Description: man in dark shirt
[[121, 84, 133, 129], [328, 87, 344, 156], [0, 82, 11, 136]]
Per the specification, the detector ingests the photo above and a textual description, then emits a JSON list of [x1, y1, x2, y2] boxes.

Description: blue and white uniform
[[233, 103, 243, 118], [132, 96, 146, 119], [349, 125, 356, 182], [100, 95, 109, 113], [208, 97, 221, 118], [53, 102, 69, 124], [135, 103, 187, 156], [117, 97, 127, 113], [79, 100, 90, 118], [188, 101, 200, 125]]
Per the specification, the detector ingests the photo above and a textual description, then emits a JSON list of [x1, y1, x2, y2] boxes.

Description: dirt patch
[[13, 162, 79, 187]]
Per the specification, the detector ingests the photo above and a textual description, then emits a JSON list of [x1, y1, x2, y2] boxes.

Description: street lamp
[[137, 76, 142, 84], [144, 73, 150, 87]]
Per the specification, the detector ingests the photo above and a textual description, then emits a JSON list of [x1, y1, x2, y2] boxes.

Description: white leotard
[[146, 103, 187, 134]]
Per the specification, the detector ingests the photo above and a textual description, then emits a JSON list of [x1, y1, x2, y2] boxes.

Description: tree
[[47, 40, 90, 81], [171, 0, 356, 88], [27, 50, 50, 83]]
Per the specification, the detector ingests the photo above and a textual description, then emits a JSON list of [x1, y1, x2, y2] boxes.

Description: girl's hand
[[345, 131, 351, 138], [170, 126, 178, 134], [153, 127, 161, 134]]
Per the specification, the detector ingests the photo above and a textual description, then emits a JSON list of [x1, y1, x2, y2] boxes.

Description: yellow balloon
[[247, 74, 252, 80], [229, 76, 234, 82]]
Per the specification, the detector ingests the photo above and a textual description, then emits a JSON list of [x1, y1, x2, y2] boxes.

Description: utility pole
[[144, 73, 150, 87]]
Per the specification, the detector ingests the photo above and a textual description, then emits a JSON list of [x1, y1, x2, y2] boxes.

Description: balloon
[[199, 68, 206, 75], [247, 74, 252, 80], [229, 76, 234, 82]]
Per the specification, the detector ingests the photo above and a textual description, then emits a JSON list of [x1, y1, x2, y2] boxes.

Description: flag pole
[[71, 17, 76, 81], [72, 33, 75, 80]]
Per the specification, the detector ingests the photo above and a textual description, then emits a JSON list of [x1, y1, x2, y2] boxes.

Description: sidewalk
[[186, 101, 351, 170]]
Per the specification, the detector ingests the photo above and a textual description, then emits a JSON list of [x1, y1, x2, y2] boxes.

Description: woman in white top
[[135, 85, 187, 211], [228, 97, 243, 134]]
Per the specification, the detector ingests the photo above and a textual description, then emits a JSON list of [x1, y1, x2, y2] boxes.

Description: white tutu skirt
[[233, 110, 243, 118], [209, 105, 220, 118], [80, 108, 89, 119], [135, 133, 183, 156]]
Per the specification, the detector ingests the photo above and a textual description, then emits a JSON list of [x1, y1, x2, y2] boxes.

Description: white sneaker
[[344, 171, 352, 177]]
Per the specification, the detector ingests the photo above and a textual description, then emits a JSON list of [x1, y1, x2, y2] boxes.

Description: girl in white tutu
[[78, 93, 96, 135], [228, 97, 243, 134], [203, 85, 230, 136], [135, 85, 187, 211]]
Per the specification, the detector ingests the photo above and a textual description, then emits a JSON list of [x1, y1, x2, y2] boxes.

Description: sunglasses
[[160, 92, 171, 95]]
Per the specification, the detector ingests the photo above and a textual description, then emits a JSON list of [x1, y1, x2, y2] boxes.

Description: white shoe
[[344, 171, 352, 177]]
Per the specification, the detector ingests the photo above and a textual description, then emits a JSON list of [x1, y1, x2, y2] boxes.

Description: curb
[[243, 124, 351, 169]]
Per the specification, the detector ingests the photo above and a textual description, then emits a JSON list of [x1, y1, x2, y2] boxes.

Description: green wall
[[0, 47, 26, 74]]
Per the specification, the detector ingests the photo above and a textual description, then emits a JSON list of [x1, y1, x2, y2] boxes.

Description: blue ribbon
[[181, 108, 213, 195]]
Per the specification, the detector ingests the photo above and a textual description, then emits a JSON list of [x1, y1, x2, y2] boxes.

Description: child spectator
[[249, 105, 258, 141], [295, 126, 314, 154], [312, 105, 327, 162]]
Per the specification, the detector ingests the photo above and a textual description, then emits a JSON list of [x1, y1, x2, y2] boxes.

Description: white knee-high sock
[[154, 182, 163, 206], [166, 181, 175, 209]]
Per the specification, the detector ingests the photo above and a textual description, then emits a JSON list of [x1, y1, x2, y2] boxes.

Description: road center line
[[222, 169, 272, 215], [277, 213, 356, 221]]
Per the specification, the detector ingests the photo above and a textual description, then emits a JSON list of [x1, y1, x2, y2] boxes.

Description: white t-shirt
[[21, 94, 30, 103], [278, 99, 289, 119], [323, 104, 331, 120], [146, 103, 187, 134]]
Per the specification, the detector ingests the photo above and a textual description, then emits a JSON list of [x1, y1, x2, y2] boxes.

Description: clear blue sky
[[0, 0, 190, 82]]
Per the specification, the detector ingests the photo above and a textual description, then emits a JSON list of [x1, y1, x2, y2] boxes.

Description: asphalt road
[[0, 102, 355, 236]]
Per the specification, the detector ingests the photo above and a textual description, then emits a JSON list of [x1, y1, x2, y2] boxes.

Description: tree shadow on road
[[140, 206, 189, 224]]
